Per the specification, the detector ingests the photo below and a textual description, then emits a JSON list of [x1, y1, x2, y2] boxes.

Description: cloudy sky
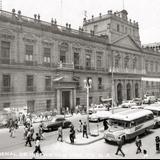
[[2, 0, 160, 44]]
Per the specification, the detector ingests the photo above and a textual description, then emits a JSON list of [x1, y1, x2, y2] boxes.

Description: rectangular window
[[86, 54, 91, 69], [27, 75, 34, 91], [117, 24, 120, 32], [76, 98, 80, 106], [25, 45, 33, 62], [98, 77, 103, 89], [97, 54, 102, 69], [1, 41, 10, 64], [46, 100, 51, 111], [27, 100, 35, 113], [60, 50, 66, 63], [44, 48, 51, 64], [74, 52, 80, 67], [3, 103, 10, 109], [2, 74, 11, 92], [45, 76, 51, 91]]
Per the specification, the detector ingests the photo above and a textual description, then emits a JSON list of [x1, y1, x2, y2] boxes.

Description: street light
[[84, 78, 92, 135]]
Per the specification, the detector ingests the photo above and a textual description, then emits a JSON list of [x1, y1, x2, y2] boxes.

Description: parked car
[[121, 100, 137, 108], [89, 111, 112, 122], [89, 104, 107, 114], [42, 116, 72, 132], [143, 96, 157, 104], [132, 98, 143, 105], [131, 105, 145, 109]]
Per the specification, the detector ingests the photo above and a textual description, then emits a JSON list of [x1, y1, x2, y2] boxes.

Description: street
[[0, 107, 159, 159]]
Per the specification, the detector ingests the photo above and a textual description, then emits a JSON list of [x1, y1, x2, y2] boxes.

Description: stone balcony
[[109, 67, 146, 75]]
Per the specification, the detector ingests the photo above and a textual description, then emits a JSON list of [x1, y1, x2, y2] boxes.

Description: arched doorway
[[135, 83, 139, 98], [117, 83, 123, 105], [127, 83, 131, 100]]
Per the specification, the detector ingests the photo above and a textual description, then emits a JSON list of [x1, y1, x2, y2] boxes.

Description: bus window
[[131, 121, 136, 127]]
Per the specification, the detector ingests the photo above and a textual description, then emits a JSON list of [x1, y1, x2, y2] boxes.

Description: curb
[[64, 136, 104, 146]]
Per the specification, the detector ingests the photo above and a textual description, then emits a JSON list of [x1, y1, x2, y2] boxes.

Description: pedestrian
[[70, 126, 75, 144], [83, 122, 88, 138], [136, 136, 142, 154], [24, 126, 29, 140], [103, 120, 109, 130], [155, 136, 160, 152], [10, 126, 15, 138], [30, 125, 35, 141], [39, 123, 45, 140], [78, 120, 83, 132], [33, 137, 43, 156], [35, 133, 41, 141], [57, 126, 63, 142], [115, 137, 125, 157], [25, 130, 32, 147], [143, 149, 148, 159]]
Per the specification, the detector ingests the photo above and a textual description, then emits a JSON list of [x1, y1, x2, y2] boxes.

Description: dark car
[[42, 116, 72, 132]]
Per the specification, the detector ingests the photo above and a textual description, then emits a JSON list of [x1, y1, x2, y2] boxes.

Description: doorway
[[62, 91, 70, 112], [117, 83, 123, 105]]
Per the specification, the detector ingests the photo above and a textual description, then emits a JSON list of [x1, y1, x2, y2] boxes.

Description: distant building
[[0, 9, 160, 114]]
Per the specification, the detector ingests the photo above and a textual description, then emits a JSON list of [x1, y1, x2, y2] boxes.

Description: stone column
[[57, 89, 61, 114], [73, 89, 76, 110], [70, 90, 73, 111]]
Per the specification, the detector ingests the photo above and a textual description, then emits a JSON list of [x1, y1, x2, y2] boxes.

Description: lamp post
[[84, 79, 92, 135]]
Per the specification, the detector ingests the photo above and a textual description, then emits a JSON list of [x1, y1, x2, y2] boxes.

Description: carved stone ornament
[[0, 29, 15, 40], [133, 56, 137, 69], [23, 33, 37, 43], [124, 55, 130, 68], [115, 53, 121, 68], [59, 42, 69, 52]]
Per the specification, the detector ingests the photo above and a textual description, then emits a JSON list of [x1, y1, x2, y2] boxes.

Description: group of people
[[115, 136, 148, 159], [57, 120, 89, 144]]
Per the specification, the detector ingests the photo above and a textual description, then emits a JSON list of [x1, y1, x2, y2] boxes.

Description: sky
[[2, 0, 160, 44]]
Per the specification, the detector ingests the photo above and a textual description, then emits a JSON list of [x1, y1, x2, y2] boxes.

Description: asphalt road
[[0, 107, 132, 159]]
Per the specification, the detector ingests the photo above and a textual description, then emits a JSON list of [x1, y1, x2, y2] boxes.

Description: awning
[[53, 77, 64, 82], [101, 98, 112, 102], [141, 77, 160, 82]]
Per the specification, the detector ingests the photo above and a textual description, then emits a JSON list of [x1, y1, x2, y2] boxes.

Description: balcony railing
[[97, 67, 105, 72], [57, 62, 74, 70], [74, 65, 84, 70], [1, 86, 14, 93], [0, 58, 11, 64], [85, 66, 96, 71], [109, 67, 146, 74], [25, 61, 38, 66], [45, 86, 52, 91], [26, 86, 36, 92]]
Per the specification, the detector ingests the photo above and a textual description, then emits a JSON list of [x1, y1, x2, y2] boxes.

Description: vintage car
[[89, 111, 112, 122], [89, 104, 107, 114], [121, 100, 137, 108], [42, 116, 72, 132]]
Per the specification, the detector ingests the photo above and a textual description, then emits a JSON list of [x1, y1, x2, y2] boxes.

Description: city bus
[[104, 109, 154, 143], [144, 105, 160, 128]]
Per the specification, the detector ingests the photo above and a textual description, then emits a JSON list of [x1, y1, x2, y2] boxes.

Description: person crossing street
[[115, 137, 125, 157]]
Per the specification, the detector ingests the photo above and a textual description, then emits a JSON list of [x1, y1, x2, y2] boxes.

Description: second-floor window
[[45, 76, 51, 91], [25, 45, 33, 62], [60, 50, 66, 63], [74, 52, 80, 67], [86, 54, 91, 69], [44, 48, 51, 64], [2, 74, 11, 92], [1, 41, 10, 64], [27, 75, 34, 91], [97, 54, 102, 69]]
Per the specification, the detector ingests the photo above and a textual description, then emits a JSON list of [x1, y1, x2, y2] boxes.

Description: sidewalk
[[64, 128, 104, 145]]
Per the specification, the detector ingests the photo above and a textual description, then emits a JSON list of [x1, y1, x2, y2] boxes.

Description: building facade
[[0, 9, 160, 114]]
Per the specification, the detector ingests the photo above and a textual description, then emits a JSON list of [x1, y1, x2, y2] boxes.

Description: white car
[[89, 111, 112, 122], [89, 105, 107, 114], [121, 100, 137, 108], [131, 105, 145, 109]]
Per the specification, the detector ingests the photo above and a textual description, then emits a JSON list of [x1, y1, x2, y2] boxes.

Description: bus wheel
[[145, 129, 149, 135], [105, 139, 108, 143]]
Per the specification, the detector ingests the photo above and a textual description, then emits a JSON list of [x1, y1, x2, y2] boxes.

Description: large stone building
[[0, 9, 160, 114]]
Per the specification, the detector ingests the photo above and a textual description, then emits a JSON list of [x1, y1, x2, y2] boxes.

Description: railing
[[45, 86, 52, 92], [0, 58, 11, 64], [109, 67, 146, 74], [26, 86, 36, 92], [1, 87, 14, 93], [97, 67, 105, 72], [0, 10, 107, 43], [25, 61, 37, 66], [74, 65, 84, 70], [57, 62, 74, 70], [85, 66, 96, 71]]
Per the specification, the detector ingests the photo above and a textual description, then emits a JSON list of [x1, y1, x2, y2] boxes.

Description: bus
[[144, 105, 160, 128], [104, 109, 154, 143]]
